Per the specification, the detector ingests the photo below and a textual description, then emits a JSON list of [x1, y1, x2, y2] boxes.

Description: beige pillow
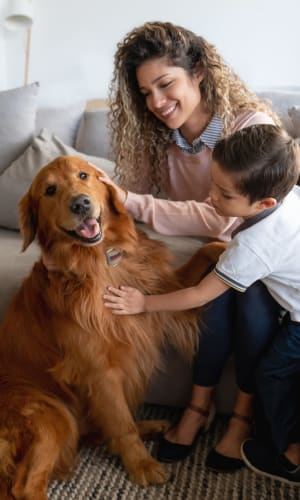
[[288, 106, 300, 138], [0, 129, 115, 230]]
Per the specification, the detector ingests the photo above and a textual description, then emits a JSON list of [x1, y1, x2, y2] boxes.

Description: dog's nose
[[70, 194, 91, 215]]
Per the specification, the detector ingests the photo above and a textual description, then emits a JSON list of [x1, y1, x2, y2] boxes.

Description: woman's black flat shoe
[[156, 403, 215, 463], [205, 448, 244, 471], [205, 411, 252, 472], [157, 429, 201, 463]]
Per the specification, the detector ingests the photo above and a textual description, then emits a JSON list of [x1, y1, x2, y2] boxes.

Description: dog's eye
[[45, 185, 56, 196], [79, 172, 88, 180]]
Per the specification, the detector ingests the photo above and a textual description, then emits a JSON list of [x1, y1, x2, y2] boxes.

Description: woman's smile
[[160, 104, 177, 118], [136, 57, 204, 132]]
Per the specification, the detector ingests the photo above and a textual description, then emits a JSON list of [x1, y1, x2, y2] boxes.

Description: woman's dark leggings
[[193, 281, 280, 393]]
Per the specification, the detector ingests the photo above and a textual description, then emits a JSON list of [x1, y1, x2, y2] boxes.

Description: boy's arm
[[103, 270, 230, 315]]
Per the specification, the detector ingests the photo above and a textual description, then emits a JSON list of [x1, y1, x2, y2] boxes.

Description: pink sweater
[[125, 111, 274, 241]]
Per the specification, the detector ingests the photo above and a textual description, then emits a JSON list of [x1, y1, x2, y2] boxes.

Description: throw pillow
[[75, 109, 113, 159], [0, 82, 39, 174], [288, 106, 300, 138], [0, 128, 115, 230], [35, 101, 85, 147]]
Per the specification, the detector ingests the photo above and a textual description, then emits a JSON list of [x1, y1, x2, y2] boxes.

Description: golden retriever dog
[[0, 157, 225, 499]]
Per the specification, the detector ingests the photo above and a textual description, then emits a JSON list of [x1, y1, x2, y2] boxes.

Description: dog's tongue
[[76, 217, 99, 239]]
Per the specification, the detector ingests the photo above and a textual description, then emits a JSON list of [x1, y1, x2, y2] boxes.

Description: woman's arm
[[103, 271, 230, 315], [125, 193, 240, 240], [93, 164, 240, 241]]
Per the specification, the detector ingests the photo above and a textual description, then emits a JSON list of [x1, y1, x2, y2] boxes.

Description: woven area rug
[[47, 404, 299, 500]]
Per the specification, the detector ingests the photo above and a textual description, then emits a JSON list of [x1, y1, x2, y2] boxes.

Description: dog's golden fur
[[0, 157, 225, 499]]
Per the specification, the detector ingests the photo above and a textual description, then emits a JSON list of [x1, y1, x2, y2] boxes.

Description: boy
[[104, 124, 300, 483]]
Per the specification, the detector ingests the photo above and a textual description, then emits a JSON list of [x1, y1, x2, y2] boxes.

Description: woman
[[101, 21, 280, 470]]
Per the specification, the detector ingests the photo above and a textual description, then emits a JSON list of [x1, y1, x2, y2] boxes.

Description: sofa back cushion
[[288, 106, 300, 138], [257, 89, 300, 137], [75, 109, 114, 159]]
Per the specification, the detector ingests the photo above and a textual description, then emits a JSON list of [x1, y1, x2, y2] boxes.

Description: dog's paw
[[137, 419, 170, 439], [12, 485, 48, 500], [129, 456, 169, 485]]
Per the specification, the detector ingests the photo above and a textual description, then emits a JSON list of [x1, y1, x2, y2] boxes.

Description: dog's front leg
[[136, 419, 170, 439], [89, 369, 168, 485]]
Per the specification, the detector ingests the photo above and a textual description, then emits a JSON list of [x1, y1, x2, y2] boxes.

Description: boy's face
[[209, 160, 273, 219]]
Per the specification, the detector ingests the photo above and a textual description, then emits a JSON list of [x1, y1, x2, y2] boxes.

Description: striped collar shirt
[[173, 115, 223, 154]]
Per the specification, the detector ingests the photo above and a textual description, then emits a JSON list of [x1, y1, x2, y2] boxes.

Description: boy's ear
[[257, 197, 277, 210]]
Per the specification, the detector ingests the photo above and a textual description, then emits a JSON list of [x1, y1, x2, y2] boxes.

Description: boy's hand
[[103, 286, 146, 315]]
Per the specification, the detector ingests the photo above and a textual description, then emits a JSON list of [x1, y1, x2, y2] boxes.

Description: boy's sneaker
[[241, 439, 300, 485]]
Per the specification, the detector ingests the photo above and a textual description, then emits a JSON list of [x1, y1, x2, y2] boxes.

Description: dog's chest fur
[[35, 258, 163, 395]]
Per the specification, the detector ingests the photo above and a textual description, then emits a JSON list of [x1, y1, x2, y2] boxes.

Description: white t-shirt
[[214, 186, 300, 321]]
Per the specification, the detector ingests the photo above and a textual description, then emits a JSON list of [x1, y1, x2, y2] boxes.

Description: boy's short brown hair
[[213, 124, 300, 203]]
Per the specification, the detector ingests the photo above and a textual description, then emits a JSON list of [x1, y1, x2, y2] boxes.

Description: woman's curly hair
[[108, 21, 280, 193]]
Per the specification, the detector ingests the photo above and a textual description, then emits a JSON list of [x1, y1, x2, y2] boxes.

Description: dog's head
[[19, 156, 136, 253]]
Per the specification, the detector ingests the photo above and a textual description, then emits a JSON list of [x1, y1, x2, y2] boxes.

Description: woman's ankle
[[231, 390, 253, 417], [285, 444, 300, 466], [212, 391, 253, 458], [215, 420, 251, 458], [165, 404, 210, 444]]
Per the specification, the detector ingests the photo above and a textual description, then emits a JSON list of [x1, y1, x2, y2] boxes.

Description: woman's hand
[[88, 162, 127, 204], [103, 286, 146, 315]]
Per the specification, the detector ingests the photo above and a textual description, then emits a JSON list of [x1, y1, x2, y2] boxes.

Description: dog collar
[[105, 248, 123, 267]]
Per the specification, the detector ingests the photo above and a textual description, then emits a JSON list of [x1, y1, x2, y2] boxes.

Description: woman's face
[[136, 57, 204, 133]]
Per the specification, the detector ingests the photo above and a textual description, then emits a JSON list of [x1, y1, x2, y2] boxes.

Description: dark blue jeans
[[255, 316, 300, 453], [194, 281, 280, 393]]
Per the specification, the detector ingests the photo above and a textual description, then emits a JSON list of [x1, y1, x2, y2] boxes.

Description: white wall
[[1, 0, 300, 104]]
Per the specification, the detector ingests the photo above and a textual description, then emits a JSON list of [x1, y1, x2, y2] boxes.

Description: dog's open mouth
[[61, 217, 102, 244]]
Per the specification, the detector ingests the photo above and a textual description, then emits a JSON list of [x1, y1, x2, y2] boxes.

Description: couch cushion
[[0, 82, 39, 174], [0, 228, 39, 321], [0, 129, 115, 230], [288, 106, 300, 138], [35, 102, 85, 146], [257, 89, 300, 137], [75, 109, 113, 159]]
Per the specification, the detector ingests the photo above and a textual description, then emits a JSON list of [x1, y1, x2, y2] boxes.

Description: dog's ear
[[18, 191, 37, 252], [106, 184, 128, 216], [104, 182, 137, 252]]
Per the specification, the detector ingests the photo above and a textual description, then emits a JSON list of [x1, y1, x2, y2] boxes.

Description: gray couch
[[0, 84, 300, 414]]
